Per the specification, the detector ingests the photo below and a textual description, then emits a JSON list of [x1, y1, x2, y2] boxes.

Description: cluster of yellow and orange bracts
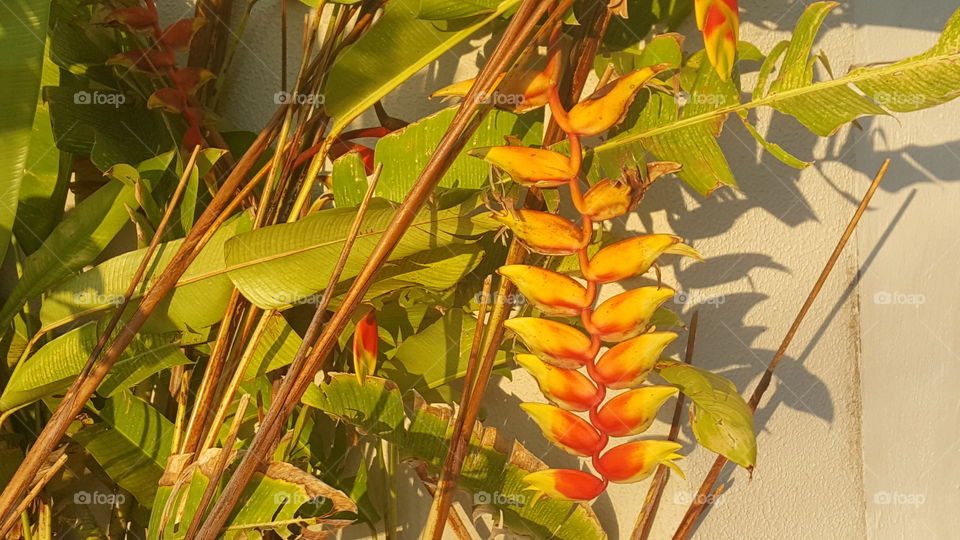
[[447, 48, 705, 503]]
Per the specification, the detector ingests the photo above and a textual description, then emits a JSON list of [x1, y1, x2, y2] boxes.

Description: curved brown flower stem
[[672, 160, 890, 540], [0, 106, 285, 523], [194, 2, 552, 525], [632, 311, 699, 540]]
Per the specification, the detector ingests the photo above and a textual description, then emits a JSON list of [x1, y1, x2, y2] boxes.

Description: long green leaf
[[0, 0, 52, 265], [303, 374, 605, 540], [323, 0, 520, 132]]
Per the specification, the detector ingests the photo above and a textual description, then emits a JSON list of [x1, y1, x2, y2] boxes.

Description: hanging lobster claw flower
[[431, 54, 559, 113], [581, 162, 682, 221], [504, 318, 593, 369], [696, 0, 739, 81], [170, 67, 215, 95], [566, 64, 670, 136], [598, 440, 685, 483], [103, 7, 158, 32], [160, 18, 205, 52], [469, 146, 576, 187], [523, 469, 606, 503], [587, 234, 702, 283], [147, 88, 186, 114], [594, 331, 678, 389], [521, 403, 604, 457], [107, 49, 177, 73], [592, 286, 675, 342], [490, 209, 585, 256], [352, 309, 378, 384], [516, 354, 599, 412], [593, 386, 679, 437], [497, 265, 589, 317]]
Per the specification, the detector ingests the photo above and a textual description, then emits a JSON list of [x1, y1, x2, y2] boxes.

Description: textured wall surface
[[162, 0, 958, 537]]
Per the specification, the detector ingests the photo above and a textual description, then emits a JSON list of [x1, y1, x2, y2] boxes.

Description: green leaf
[[587, 2, 960, 194], [38, 212, 252, 334], [0, 178, 139, 327], [303, 374, 605, 540], [657, 362, 757, 469], [418, 0, 496, 20], [356, 107, 542, 207], [242, 314, 304, 380], [323, 0, 520, 132], [148, 448, 357, 539], [70, 391, 173, 506], [224, 198, 493, 310], [0, 0, 52, 265], [0, 322, 199, 411]]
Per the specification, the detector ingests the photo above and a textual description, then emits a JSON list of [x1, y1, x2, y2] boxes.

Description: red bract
[[352, 309, 378, 384]]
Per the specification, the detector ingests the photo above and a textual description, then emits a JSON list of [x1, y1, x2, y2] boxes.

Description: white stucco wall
[[160, 0, 959, 537]]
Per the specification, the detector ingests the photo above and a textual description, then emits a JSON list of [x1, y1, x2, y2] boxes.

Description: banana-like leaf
[[148, 448, 356, 539], [323, 0, 520, 133], [336, 107, 543, 206], [0, 179, 139, 327], [0, 0, 51, 266], [657, 361, 757, 469], [587, 2, 960, 195], [303, 374, 606, 540], [39, 213, 252, 334], [417, 0, 496, 20], [0, 322, 201, 411], [224, 197, 493, 310], [69, 391, 173, 506]]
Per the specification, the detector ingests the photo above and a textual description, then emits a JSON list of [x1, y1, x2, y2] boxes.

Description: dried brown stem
[[0, 452, 67, 536], [632, 311, 699, 540], [671, 160, 890, 540]]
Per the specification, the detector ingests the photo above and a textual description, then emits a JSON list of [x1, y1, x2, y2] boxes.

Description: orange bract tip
[[593, 386, 679, 437], [352, 310, 378, 384], [504, 318, 593, 369], [523, 469, 606, 502], [521, 403, 604, 457], [594, 331, 678, 389], [469, 146, 576, 187], [587, 234, 701, 283], [700, 0, 739, 80], [592, 286, 676, 342], [497, 265, 589, 317], [567, 64, 671, 136], [490, 209, 585, 256], [516, 354, 599, 412], [598, 440, 685, 483]]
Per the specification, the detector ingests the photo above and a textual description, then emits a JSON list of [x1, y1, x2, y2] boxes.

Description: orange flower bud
[[516, 354, 599, 412], [566, 64, 670, 136], [593, 386, 679, 437], [696, 0, 739, 81], [521, 403, 604, 457], [352, 310, 378, 384], [591, 286, 675, 342], [523, 469, 606, 502], [431, 56, 559, 113], [497, 265, 589, 317], [594, 331, 678, 389], [582, 179, 633, 221], [587, 234, 702, 283], [490, 209, 585, 256], [598, 440, 685, 483], [469, 146, 576, 187], [504, 318, 593, 369]]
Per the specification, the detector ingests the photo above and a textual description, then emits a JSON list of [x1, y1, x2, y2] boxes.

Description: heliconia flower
[[581, 162, 682, 221], [107, 49, 177, 72], [497, 265, 589, 317], [352, 310, 378, 384], [516, 354, 599, 412], [103, 7, 158, 32], [147, 88, 186, 114], [504, 318, 593, 369], [591, 286, 675, 342], [597, 440, 685, 483], [431, 55, 559, 113], [586, 234, 702, 283], [696, 0, 739, 81], [521, 403, 604, 457], [469, 146, 576, 187], [594, 331, 678, 389], [490, 209, 585, 256], [566, 64, 670, 136], [170, 67, 215, 95], [523, 469, 606, 503], [593, 386, 679, 437], [160, 18, 205, 53]]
